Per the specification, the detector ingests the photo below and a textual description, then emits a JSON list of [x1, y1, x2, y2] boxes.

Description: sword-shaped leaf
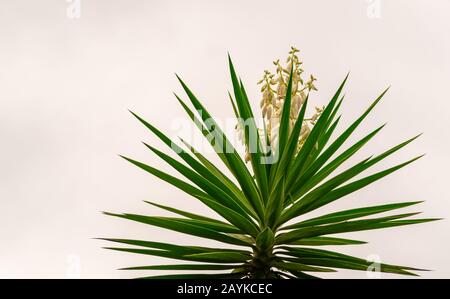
[[105, 213, 252, 246], [100, 238, 250, 255], [276, 213, 437, 244], [176, 75, 265, 222], [285, 237, 366, 246], [286, 75, 348, 190], [272, 261, 336, 273], [290, 88, 388, 196], [282, 201, 423, 230], [121, 264, 241, 271], [228, 56, 269, 202]]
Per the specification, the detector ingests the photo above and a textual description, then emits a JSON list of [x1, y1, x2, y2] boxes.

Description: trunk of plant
[[248, 247, 280, 279]]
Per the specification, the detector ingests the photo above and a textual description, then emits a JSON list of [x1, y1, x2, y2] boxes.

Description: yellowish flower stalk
[[238, 47, 323, 162]]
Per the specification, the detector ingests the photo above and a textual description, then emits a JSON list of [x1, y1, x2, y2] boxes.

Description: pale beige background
[[0, 0, 449, 278]]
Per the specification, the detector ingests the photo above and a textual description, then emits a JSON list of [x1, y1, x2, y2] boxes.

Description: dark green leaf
[[144, 143, 259, 236], [286, 237, 366, 246], [105, 212, 251, 246], [121, 264, 241, 271], [272, 261, 336, 273], [256, 227, 275, 251], [175, 76, 265, 222], [283, 201, 423, 230]]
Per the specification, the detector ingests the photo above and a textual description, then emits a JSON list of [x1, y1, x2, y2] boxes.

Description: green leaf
[[105, 212, 251, 246], [364, 134, 423, 169], [280, 154, 424, 225], [271, 97, 308, 191], [143, 143, 246, 214], [228, 56, 269, 203], [226, 233, 254, 244], [286, 270, 322, 279], [99, 238, 250, 255], [120, 264, 241, 271], [174, 93, 232, 169], [313, 94, 344, 160], [185, 252, 250, 263], [144, 200, 233, 225], [292, 134, 422, 214], [178, 137, 251, 211], [139, 273, 244, 279], [120, 155, 206, 199], [175, 76, 265, 222], [286, 237, 366, 246], [120, 155, 258, 236], [290, 88, 389, 197], [265, 176, 286, 227], [105, 247, 250, 265], [286, 74, 349, 190], [256, 227, 275, 251], [129, 110, 254, 218], [143, 143, 259, 236], [284, 257, 417, 276], [277, 66, 294, 157], [325, 95, 344, 132], [317, 115, 341, 154], [282, 201, 423, 230], [291, 123, 386, 201], [302, 155, 424, 214], [272, 261, 336, 273], [276, 213, 437, 244], [280, 157, 372, 224], [228, 91, 240, 118], [279, 247, 423, 276]]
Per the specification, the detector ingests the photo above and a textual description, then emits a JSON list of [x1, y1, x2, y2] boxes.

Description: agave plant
[[102, 48, 438, 279]]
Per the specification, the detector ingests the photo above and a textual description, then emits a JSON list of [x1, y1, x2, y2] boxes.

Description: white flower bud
[[272, 96, 277, 106], [292, 82, 298, 93], [266, 106, 272, 119], [300, 123, 310, 136], [292, 94, 301, 106], [276, 99, 284, 108], [277, 84, 286, 97]]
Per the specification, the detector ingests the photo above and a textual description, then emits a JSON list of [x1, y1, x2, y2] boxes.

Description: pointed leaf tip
[[343, 72, 350, 82], [175, 73, 185, 86], [142, 141, 152, 150], [103, 211, 121, 217], [119, 154, 131, 161]]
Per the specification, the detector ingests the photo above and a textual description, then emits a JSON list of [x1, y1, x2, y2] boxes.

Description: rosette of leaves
[[101, 51, 438, 279]]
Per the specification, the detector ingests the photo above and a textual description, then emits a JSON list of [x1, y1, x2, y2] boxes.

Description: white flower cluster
[[238, 47, 323, 162]]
